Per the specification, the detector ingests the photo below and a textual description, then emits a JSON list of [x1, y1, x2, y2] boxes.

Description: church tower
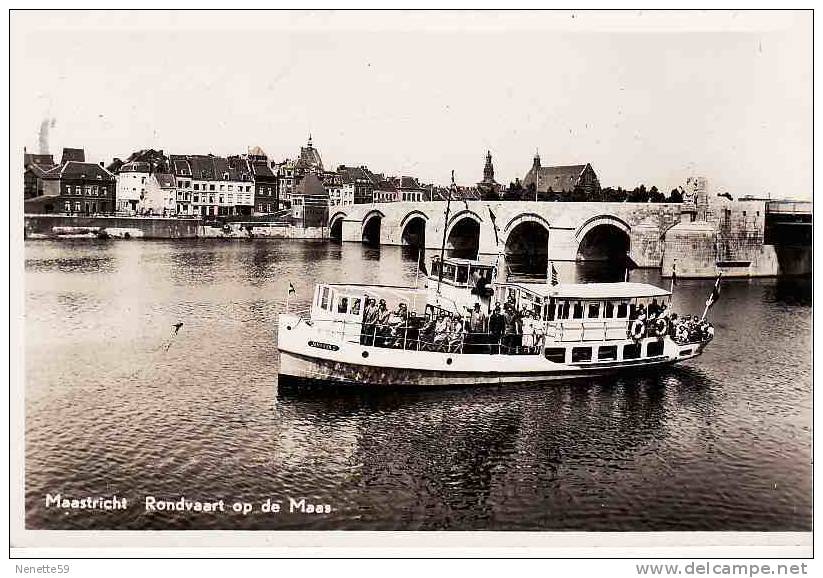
[[483, 150, 495, 184]]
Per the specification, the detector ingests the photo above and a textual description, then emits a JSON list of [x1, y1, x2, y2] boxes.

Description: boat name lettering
[[308, 340, 339, 351]]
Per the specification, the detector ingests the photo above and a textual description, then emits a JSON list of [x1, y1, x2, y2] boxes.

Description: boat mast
[[436, 170, 455, 295]]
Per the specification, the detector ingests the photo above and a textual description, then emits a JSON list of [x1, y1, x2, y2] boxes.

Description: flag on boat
[[288, 282, 296, 295], [488, 207, 500, 245], [705, 273, 722, 309], [550, 262, 559, 286]]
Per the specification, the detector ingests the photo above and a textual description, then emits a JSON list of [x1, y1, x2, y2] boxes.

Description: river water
[[24, 239, 812, 531]]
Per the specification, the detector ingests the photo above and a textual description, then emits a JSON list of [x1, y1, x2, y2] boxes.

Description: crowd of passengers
[[359, 298, 547, 354], [627, 298, 714, 343], [358, 295, 713, 354]]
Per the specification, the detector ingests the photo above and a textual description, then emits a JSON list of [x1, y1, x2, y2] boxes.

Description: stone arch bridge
[[329, 201, 683, 269]]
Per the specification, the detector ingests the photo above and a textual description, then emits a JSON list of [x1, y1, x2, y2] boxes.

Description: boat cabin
[[497, 281, 672, 342], [427, 257, 497, 313]]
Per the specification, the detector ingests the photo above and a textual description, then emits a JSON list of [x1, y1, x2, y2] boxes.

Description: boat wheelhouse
[[278, 256, 715, 388]]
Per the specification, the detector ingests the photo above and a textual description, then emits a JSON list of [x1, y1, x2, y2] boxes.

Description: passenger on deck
[[521, 310, 536, 352], [503, 303, 521, 353], [361, 298, 378, 346], [466, 303, 487, 353], [448, 316, 466, 352], [387, 303, 409, 348], [636, 303, 648, 322], [376, 299, 390, 346], [649, 299, 661, 319], [433, 313, 450, 351], [419, 315, 437, 351], [488, 303, 505, 354]]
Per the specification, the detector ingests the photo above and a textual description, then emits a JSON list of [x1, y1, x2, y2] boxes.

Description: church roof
[[523, 163, 590, 193], [295, 138, 323, 172]]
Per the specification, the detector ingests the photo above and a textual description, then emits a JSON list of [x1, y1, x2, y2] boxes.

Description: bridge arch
[[400, 211, 428, 249], [575, 215, 631, 262], [362, 210, 385, 245], [504, 215, 551, 278], [445, 210, 483, 259], [329, 211, 347, 242]]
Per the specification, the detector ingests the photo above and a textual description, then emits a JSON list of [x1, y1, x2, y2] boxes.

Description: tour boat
[[277, 256, 716, 388]]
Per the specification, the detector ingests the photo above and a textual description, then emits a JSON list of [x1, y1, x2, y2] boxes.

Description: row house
[[23, 147, 116, 214], [245, 147, 279, 215], [337, 165, 379, 204], [115, 161, 151, 213], [373, 180, 400, 203], [290, 172, 329, 228], [324, 171, 351, 207], [170, 154, 255, 217], [393, 176, 426, 202], [141, 173, 177, 216], [24, 151, 56, 199]]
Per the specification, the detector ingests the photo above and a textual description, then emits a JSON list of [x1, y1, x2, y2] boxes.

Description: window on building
[[64, 201, 71, 212], [337, 297, 349, 313], [210, 185, 215, 191], [194, 184, 199, 191]]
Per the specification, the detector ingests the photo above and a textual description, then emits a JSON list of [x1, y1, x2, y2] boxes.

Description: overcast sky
[[12, 10, 811, 198]]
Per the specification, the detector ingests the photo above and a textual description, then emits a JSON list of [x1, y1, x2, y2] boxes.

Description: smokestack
[[37, 117, 56, 154]]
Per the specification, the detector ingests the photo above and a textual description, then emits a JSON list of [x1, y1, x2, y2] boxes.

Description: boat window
[[337, 296, 349, 314], [443, 263, 456, 281], [544, 347, 566, 363], [321, 286, 330, 309], [572, 302, 584, 319], [588, 302, 600, 319], [623, 343, 641, 360], [571, 347, 592, 362], [560, 301, 570, 319], [350, 298, 362, 316], [456, 266, 469, 284], [629, 303, 637, 319], [546, 303, 555, 321], [605, 301, 615, 318], [647, 340, 664, 357], [431, 260, 440, 277], [616, 302, 628, 318], [598, 345, 617, 360]]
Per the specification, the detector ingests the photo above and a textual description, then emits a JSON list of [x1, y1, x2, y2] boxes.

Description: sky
[[11, 10, 812, 198]]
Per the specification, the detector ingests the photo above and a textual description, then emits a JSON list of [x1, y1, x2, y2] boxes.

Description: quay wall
[[24, 215, 328, 241], [25, 215, 201, 239]]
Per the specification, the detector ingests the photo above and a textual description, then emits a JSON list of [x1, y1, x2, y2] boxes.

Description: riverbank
[[24, 214, 328, 241]]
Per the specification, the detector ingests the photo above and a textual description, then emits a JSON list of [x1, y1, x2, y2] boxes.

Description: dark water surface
[[24, 239, 812, 531]]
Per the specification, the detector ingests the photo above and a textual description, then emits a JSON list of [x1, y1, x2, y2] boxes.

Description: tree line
[[481, 181, 684, 203]]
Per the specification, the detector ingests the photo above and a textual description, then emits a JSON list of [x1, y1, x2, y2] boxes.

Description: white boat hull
[[277, 314, 706, 389]]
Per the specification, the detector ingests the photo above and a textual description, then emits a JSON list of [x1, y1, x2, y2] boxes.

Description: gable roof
[[523, 163, 590, 193], [58, 161, 115, 181], [294, 172, 328, 198]]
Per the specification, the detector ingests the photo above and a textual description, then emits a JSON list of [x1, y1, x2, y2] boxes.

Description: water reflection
[[24, 239, 812, 531]]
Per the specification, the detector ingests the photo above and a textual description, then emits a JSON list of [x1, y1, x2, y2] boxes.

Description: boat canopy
[[322, 283, 421, 304], [515, 282, 671, 300]]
